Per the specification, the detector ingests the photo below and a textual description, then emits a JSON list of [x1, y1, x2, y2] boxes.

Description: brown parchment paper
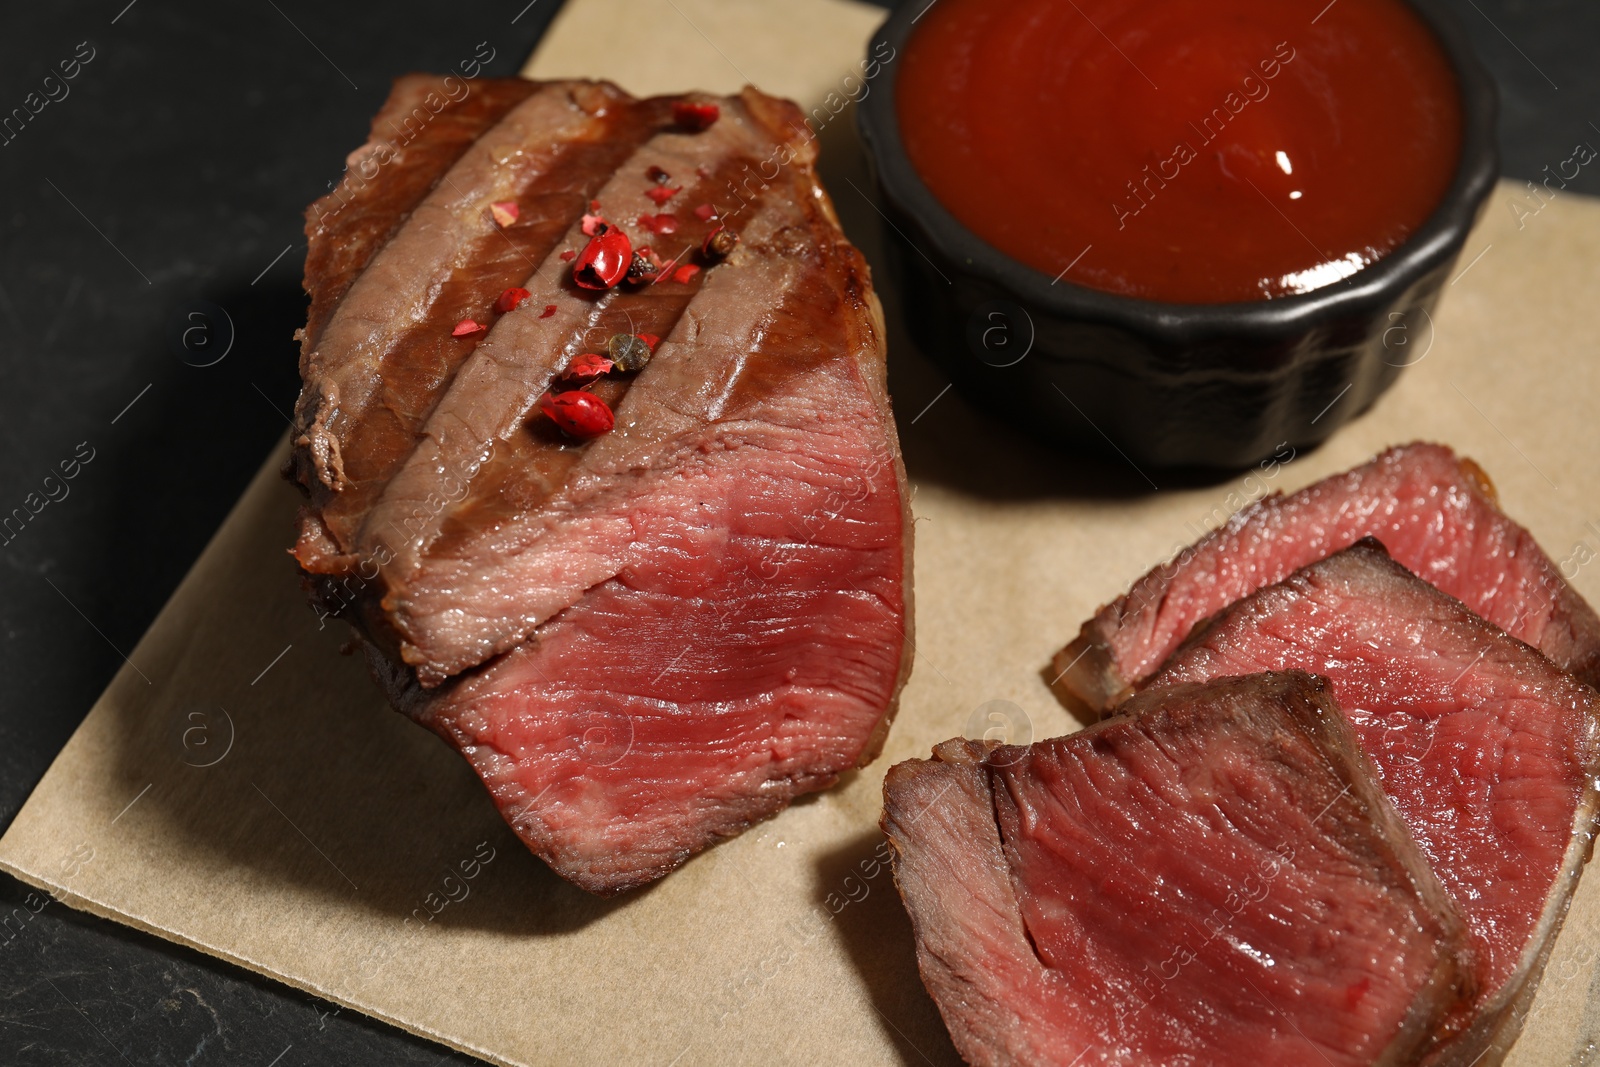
[[3, 1, 1600, 1063]]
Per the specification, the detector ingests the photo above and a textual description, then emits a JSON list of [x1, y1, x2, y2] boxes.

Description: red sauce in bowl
[[897, 0, 1464, 303]]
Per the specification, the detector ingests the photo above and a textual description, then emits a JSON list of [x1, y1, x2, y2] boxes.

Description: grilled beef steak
[[289, 77, 913, 894], [1149, 541, 1600, 1063], [1054, 443, 1600, 712], [882, 673, 1474, 1067]]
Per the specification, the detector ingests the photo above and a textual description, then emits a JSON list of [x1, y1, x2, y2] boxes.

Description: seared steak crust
[[883, 673, 1475, 1066], [290, 77, 912, 893], [1055, 443, 1600, 711]]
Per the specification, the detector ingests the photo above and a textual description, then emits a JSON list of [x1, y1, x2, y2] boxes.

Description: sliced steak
[[1054, 443, 1600, 711], [1149, 541, 1600, 1063], [882, 673, 1474, 1067], [290, 78, 912, 894]]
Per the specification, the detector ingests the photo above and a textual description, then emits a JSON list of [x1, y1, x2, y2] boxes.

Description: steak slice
[[1054, 443, 1600, 712], [882, 673, 1475, 1067], [1148, 541, 1600, 1063], [289, 77, 912, 894]]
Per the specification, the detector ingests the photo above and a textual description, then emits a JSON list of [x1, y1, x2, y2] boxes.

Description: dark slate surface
[[0, 0, 1594, 1062]]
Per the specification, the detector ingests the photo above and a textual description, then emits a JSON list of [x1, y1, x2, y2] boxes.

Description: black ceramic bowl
[[859, 0, 1499, 470]]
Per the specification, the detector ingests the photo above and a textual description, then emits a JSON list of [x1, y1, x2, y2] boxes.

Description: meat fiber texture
[[287, 76, 913, 894], [881, 672, 1476, 1067], [1054, 443, 1600, 713], [1148, 541, 1600, 1065]]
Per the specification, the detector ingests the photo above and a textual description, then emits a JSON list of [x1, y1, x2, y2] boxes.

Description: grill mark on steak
[[306, 117, 674, 561], [1053, 443, 1600, 713], [293, 81, 635, 504], [294, 85, 761, 596], [411, 146, 777, 561], [883, 673, 1475, 1066], [351, 97, 791, 651], [1147, 541, 1600, 1065]]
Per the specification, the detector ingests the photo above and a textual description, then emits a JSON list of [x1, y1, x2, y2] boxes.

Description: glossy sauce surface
[[897, 0, 1463, 303]]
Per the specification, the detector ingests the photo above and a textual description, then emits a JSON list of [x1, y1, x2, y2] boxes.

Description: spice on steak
[[538, 389, 614, 438], [560, 352, 614, 384], [572, 228, 632, 289], [649, 244, 692, 286], [607, 333, 653, 372], [702, 226, 739, 260], [625, 251, 659, 284], [495, 287, 531, 313], [638, 213, 679, 236], [489, 201, 519, 227], [672, 100, 720, 131]]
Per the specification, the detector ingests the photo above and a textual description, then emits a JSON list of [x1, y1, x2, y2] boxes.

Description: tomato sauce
[[896, 0, 1463, 303]]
